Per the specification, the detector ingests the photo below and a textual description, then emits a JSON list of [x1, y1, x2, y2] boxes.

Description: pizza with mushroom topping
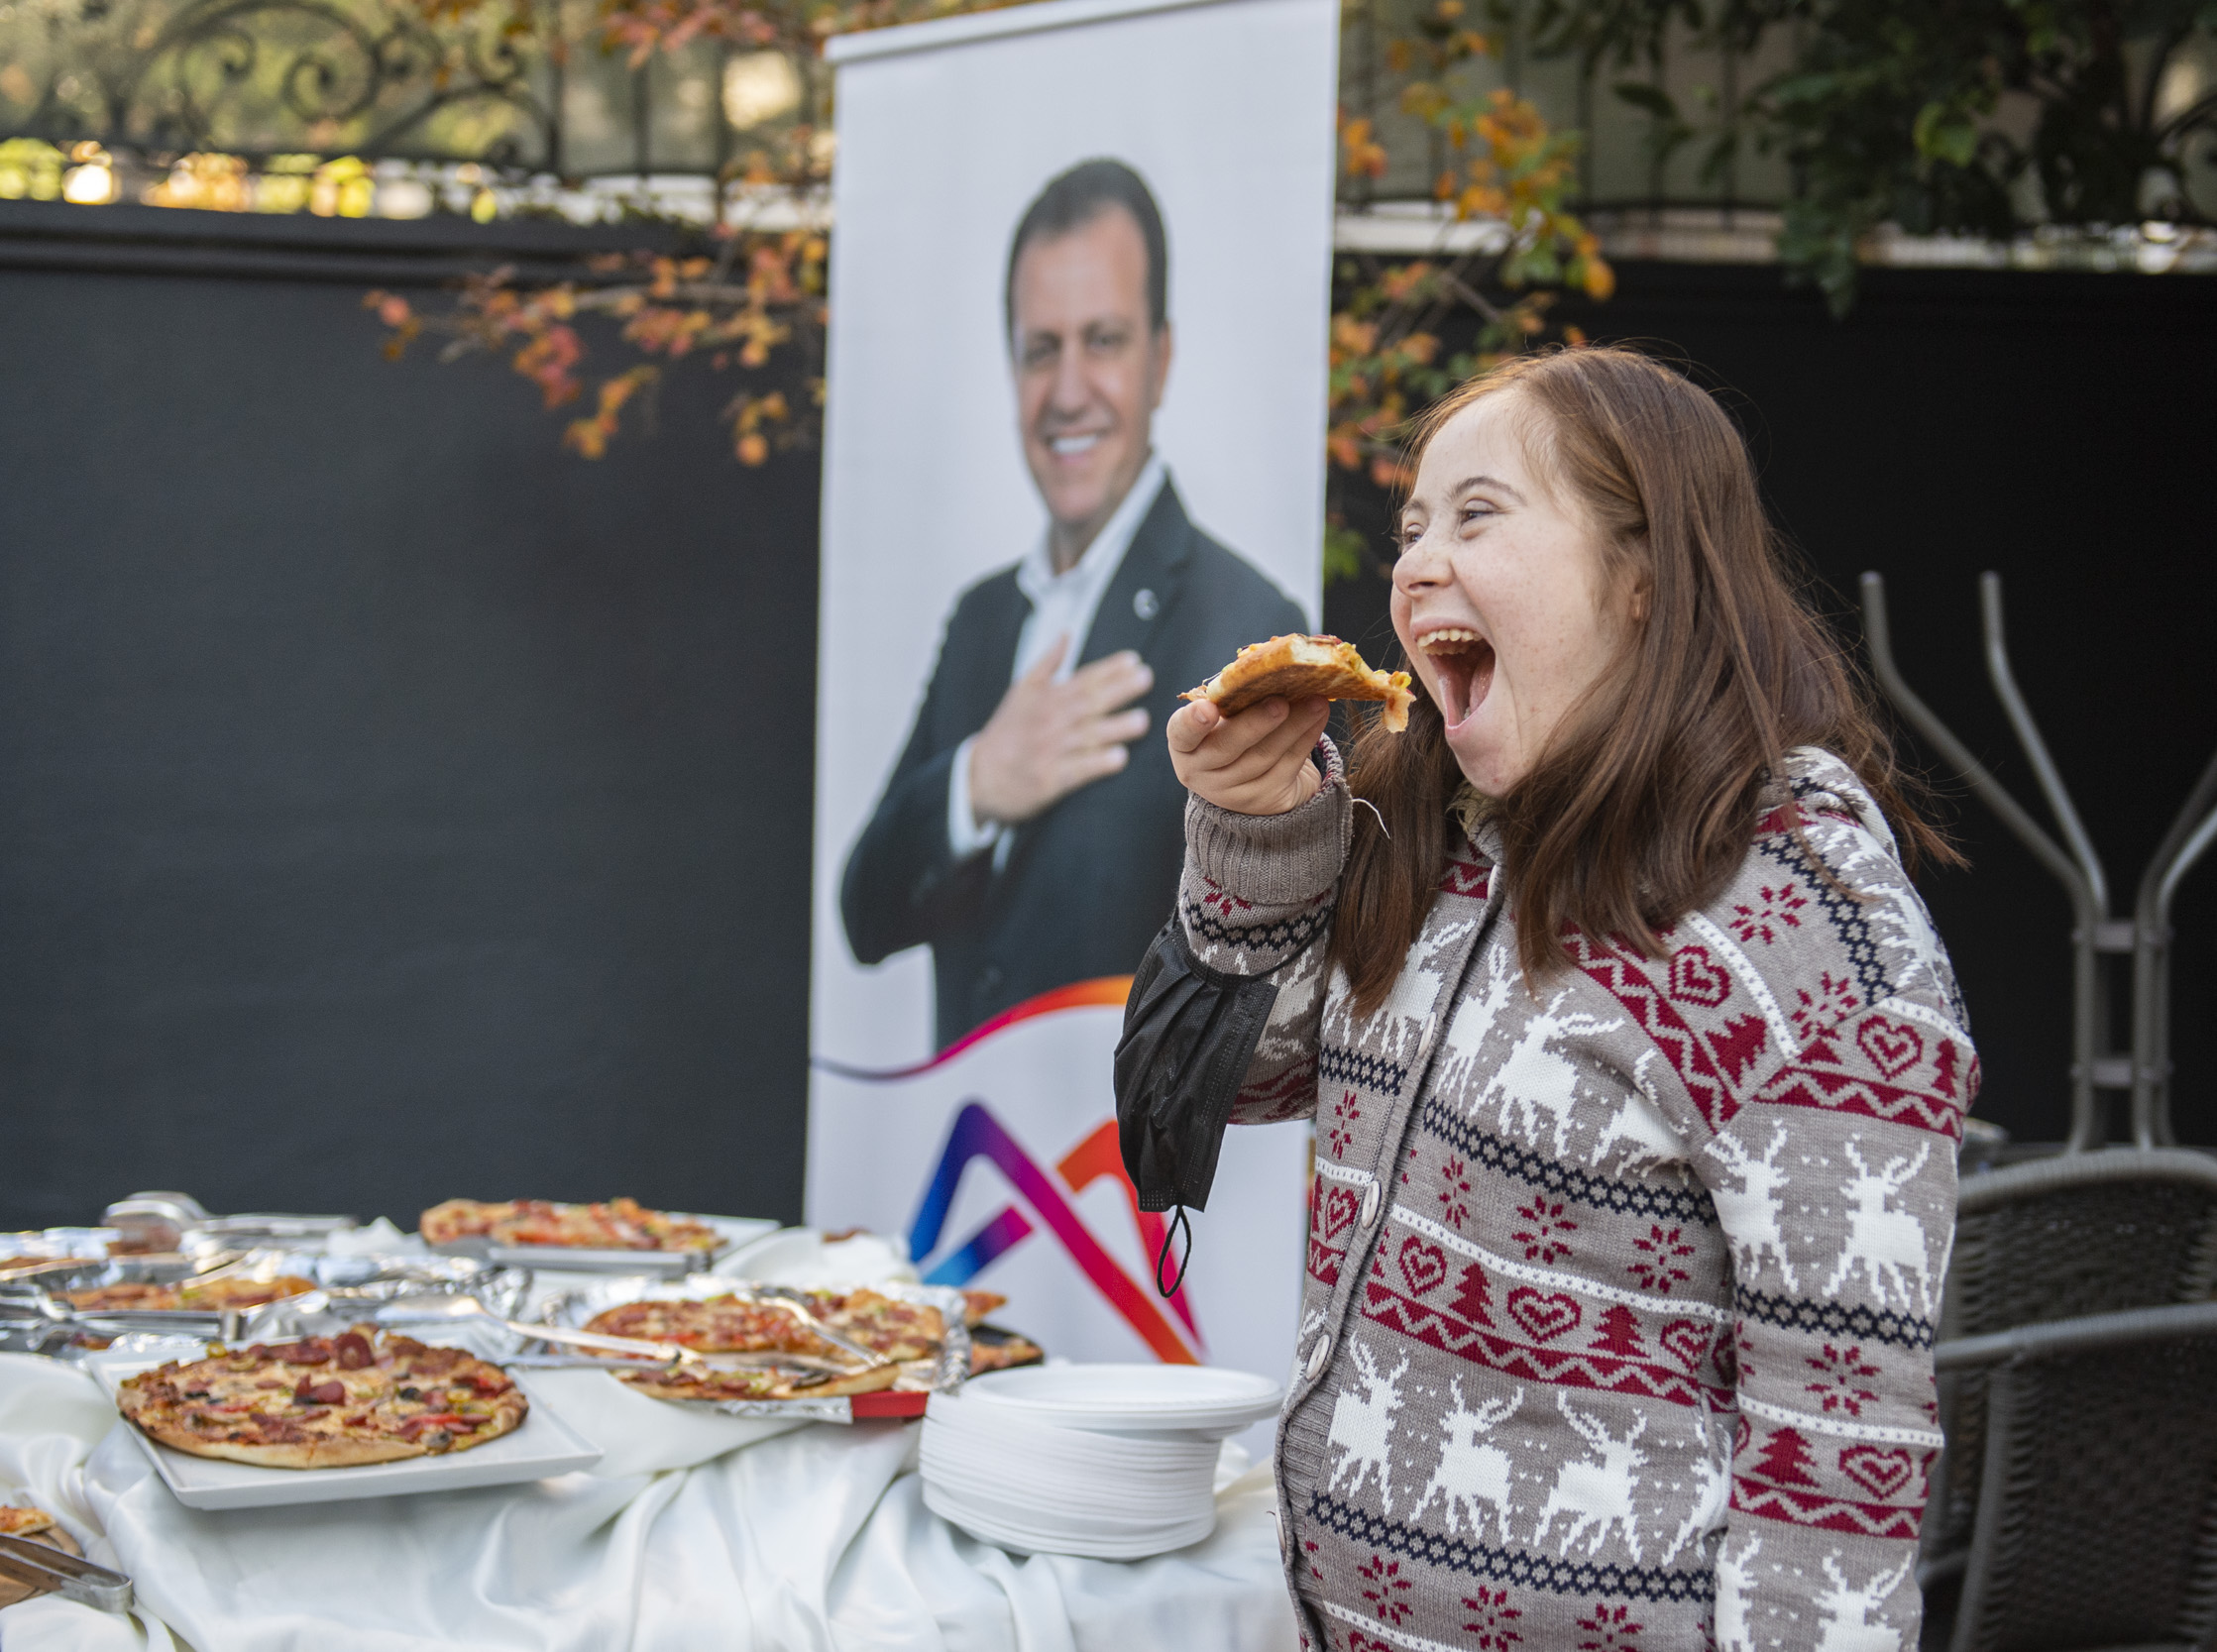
[[421, 1197, 720, 1254], [115, 1326, 527, 1469]]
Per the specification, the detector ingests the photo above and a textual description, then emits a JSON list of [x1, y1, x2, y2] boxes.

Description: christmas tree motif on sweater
[[1823, 1140, 1938, 1313], [1811, 1554, 1913, 1652], [1408, 1380, 1522, 1542], [1704, 1122, 1799, 1291], [1533, 1394, 1650, 1559], [1327, 1339, 1408, 1511]]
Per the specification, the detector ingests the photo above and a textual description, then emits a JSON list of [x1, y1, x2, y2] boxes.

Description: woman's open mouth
[[1419, 627, 1496, 730]]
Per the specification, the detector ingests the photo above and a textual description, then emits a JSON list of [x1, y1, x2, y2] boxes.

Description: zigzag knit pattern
[[1183, 744, 1969, 1652]]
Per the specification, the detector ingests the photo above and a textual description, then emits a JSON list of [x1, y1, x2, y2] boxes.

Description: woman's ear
[[1627, 581, 1651, 624]]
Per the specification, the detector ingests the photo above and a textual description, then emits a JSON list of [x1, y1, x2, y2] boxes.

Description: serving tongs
[[373, 1295, 708, 1366], [747, 1291, 893, 1371], [0, 1533, 133, 1612]]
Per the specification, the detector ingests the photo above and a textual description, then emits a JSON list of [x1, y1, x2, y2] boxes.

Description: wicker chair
[[1928, 1300, 2217, 1652], [1922, 1149, 2217, 1587]]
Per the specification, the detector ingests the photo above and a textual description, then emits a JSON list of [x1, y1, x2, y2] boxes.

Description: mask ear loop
[[1154, 1204, 1193, 1298], [1353, 797, 1390, 837]]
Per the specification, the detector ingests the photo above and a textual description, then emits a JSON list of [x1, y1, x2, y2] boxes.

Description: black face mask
[[1113, 914, 1313, 1297]]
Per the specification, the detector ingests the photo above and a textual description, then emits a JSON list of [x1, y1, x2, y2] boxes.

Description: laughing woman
[[1165, 347, 1970, 1651]]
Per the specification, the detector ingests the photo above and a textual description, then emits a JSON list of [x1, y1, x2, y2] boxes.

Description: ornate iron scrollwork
[[0, 0, 563, 171]]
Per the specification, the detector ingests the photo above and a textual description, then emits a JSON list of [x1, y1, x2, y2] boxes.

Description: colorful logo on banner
[[814, 978, 1202, 1364]]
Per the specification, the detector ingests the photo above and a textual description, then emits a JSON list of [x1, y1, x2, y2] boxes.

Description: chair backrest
[[1940, 1301, 2217, 1652], [1945, 1148, 2217, 1340], [1925, 1149, 2217, 1568]]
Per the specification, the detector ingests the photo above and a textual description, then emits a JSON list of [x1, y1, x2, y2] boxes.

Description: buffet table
[[0, 1225, 1296, 1652]]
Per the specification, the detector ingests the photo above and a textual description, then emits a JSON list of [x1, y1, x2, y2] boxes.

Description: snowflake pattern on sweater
[[1179, 742, 1970, 1652]]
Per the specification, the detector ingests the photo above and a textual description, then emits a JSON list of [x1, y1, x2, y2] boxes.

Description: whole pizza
[[116, 1327, 527, 1469], [421, 1197, 719, 1254]]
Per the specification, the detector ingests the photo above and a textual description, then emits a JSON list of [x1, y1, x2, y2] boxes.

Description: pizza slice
[[614, 1361, 902, 1404], [0, 1505, 55, 1539], [1182, 634, 1415, 732]]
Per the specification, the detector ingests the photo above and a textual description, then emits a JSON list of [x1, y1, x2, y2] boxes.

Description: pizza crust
[[617, 1360, 901, 1404], [1183, 634, 1415, 732], [122, 1422, 430, 1470]]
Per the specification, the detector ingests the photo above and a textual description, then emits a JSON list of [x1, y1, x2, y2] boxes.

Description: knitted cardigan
[[1180, 740, 1973, 1652]]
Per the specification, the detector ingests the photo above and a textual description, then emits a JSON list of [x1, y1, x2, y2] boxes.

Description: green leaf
[[1613, 80, 1680, 121], [1323, 522, 1370, 587], [1913, 100, 1979, 168]]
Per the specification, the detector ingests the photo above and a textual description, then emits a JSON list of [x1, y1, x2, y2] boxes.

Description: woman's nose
[[1392, 532, 1449, 595]]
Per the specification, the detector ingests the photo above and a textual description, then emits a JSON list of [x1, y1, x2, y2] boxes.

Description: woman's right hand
[[1166, 696, 1331, 816]]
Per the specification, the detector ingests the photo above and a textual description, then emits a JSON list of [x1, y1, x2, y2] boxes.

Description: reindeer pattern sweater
[[1181, 742, 1971, 1652]]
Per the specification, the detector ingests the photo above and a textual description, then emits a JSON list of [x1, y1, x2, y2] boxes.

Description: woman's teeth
[[1419, 627, 1483, 653]]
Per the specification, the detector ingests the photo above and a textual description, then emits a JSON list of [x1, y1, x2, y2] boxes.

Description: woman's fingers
[[1214, 698, 1328, 784], [1168, 696, 1292, 764]]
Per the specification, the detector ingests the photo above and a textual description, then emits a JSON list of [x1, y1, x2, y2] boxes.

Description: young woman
[[1166, 347, 1969, 1651]]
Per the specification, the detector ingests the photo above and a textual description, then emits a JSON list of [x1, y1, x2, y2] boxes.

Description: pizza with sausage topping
[[582, 1288, 945, 1363], [115, 1327, 527, 1469], [421, 1197, 720, 1254]]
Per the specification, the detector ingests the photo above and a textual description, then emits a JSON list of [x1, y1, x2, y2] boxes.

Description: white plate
[[963, 1365, 1281, 1437], [87, 1356, 602, 1510], [430, 1214, 778, 1275]]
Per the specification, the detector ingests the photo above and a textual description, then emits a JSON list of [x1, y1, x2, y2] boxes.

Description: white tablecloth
[[0, 1355, 1295, 1652]]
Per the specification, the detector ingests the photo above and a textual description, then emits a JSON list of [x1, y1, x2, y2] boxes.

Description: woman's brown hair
[[1329, 344, 1955, 1013]]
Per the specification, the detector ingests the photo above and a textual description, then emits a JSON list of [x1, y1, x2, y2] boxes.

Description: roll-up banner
[[809, 0, 1338, 1394]]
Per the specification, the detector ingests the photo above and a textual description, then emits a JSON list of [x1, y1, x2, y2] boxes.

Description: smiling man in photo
[[840, 158, 1305, 1049]]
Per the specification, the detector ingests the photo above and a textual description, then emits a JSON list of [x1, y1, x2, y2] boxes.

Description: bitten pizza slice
[[1182, 634, 1414, 732]]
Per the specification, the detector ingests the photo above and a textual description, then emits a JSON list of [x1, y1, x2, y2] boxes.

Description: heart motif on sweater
[[1506, 1287, 1583, 1343], [1318, 1185, 1359, 1242], [1668, 946, 1731, 1007], [1398, 1238, 1448, 1296], [1658, 1318, 1714, 1371], [1838, 1445, 1916, 1500], [1856, 1016, 1925, 1079]]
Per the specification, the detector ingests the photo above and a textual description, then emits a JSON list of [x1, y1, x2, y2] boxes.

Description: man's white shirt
[[947, 453, 1168, 865]]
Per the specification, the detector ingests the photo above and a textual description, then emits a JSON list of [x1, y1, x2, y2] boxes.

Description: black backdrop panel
[[1325, 262, 2217, 1150], [0, 233, 818, 1230], [1, 210, 2209, 1235]]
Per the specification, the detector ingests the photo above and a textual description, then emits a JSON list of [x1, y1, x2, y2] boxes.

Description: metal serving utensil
[[0, 1534, 134, 1612], [746, 1287, 895, 1370], [372, 1295, 702, 1365]]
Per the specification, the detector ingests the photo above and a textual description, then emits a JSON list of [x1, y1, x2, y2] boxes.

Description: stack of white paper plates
[[921, 1365, 1281, 1560]]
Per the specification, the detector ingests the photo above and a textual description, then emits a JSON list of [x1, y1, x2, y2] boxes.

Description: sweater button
[[1359, 1181, 1382, 1230], [1304, 1334, 1331, 1381]]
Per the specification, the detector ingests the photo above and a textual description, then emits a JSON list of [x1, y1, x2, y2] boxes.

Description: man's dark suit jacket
[[840, 480, 1307, 1050]]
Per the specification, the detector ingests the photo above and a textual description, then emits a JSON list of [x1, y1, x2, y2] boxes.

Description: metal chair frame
[[1922, 1149, 2217, 1588], [1862, 571, 2217, 1151], [1931, 1300, 2217, 1652]]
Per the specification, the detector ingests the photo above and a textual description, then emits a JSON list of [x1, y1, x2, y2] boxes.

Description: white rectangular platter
[[88, 1358, 603, 1510], [431, 1214, 780, 1275]]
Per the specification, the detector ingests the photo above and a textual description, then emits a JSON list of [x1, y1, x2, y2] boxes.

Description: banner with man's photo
[[808, 0, 1338, 1387]]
